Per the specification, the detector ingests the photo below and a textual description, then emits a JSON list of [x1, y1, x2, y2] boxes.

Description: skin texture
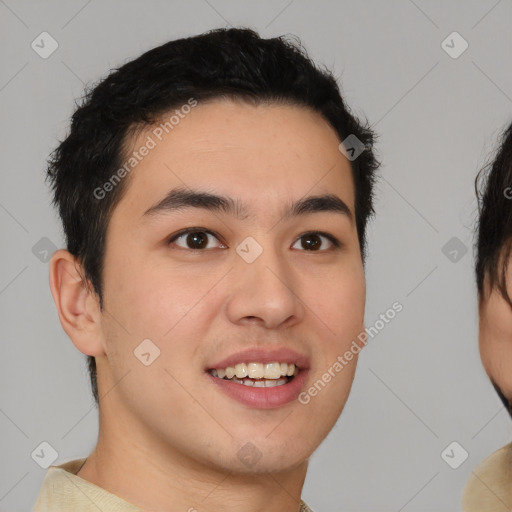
[[49, 100, 366, 512], [479, 273, 512, 403]]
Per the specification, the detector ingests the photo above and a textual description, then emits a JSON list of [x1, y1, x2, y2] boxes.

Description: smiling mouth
[[207, 362, 300, 388]]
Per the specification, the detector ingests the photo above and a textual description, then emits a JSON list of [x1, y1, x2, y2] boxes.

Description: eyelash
[[167, 228, 341, 252]]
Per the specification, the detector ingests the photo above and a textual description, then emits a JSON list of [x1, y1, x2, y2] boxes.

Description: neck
[[77, 401, 308, 512]]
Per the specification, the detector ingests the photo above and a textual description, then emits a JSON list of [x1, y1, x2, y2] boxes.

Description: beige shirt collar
[[33, 458, 314, 511], [462, 443, 512, 511]]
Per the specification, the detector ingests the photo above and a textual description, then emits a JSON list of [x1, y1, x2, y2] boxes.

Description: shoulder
[[462, 443, 512, 511], [33, 457, 142, 511], [300, 500, 314, 512]]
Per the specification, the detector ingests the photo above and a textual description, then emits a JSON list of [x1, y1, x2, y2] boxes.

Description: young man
[[462, 121, 512, 510], [34, 27, 378, 511]]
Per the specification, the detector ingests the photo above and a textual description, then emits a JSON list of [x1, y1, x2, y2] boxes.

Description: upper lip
[[207, 347, 310, 371]]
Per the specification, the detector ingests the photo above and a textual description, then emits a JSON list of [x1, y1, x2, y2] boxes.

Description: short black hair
[[46, 27, 379, 405], [476, 121, 512, 305]]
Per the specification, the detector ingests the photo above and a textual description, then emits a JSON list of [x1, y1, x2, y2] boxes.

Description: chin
[[232, 453, 308, 475], [198, 439, 311, 476]]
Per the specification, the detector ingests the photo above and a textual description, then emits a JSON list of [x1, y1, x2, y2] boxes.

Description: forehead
[[114, 100, 355, 221]]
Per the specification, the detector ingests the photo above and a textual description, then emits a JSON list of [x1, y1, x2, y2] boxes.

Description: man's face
[[96, 100, 365, 474]]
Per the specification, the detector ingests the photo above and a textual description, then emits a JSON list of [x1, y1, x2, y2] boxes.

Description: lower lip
[[205, 369, 309, 409]]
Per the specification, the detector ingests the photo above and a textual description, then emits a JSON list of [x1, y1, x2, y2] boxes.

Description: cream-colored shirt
[[33, 458, 314, 511], [462, 443, 512, 511]]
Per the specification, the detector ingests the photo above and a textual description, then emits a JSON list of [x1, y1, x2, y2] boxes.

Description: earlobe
[[49, 249, 105, 357]]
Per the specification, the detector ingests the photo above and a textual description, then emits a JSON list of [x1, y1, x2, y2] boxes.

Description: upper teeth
[[210, 362, 298, 380]]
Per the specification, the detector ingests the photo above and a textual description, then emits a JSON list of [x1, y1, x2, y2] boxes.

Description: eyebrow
[[141, 186, 353, 222]]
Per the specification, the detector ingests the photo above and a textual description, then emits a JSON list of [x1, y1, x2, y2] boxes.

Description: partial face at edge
[[479, 271, 512, 408], [96, 99, 366, 474]]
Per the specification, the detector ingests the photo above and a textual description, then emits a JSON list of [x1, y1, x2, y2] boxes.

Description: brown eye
[[169, 229, 225, 250], [292, 232, 340, 251]]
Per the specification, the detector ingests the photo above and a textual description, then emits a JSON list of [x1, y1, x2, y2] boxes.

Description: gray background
[[1, 0, 511, 510]]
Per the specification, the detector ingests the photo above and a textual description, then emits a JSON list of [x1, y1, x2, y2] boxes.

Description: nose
[[225, 240, 305, 329]]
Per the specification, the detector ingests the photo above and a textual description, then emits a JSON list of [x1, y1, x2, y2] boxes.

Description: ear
[[479, 280, 512, 398], [49, 249, 105, 357]]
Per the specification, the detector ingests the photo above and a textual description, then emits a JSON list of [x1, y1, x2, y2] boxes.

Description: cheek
[[480, 334, 512, 396], [106, 256, 219, 339], [324, 275, 365, 375], [315, 265, 365, 333], [479, 298, 512, 394]]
